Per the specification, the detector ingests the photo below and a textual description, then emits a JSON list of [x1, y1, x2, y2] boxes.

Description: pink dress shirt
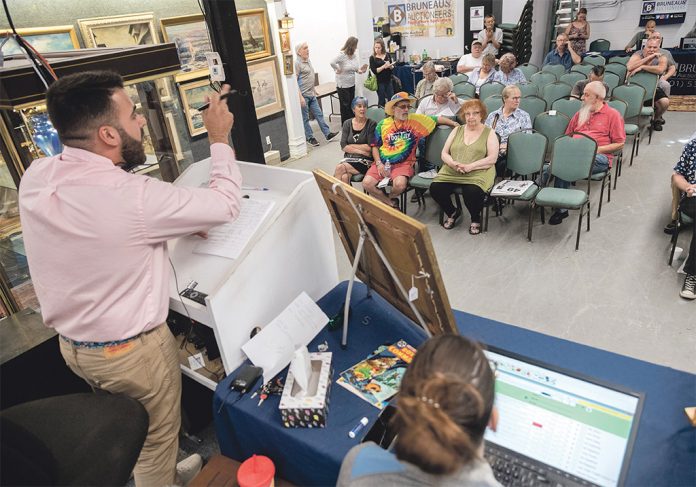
[[19, 144, 242, 342]]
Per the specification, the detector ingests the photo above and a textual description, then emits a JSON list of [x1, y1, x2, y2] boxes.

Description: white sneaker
[[680, 274, 696, 300], [417, 169, 438, 179], [175, 453, 203, 486]]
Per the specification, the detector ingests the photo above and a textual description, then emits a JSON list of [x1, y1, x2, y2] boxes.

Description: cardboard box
[[279, 352, 332, 428]]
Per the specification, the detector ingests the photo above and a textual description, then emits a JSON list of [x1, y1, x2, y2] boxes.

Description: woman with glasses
[[484, 85, 531, 177], [337, 334, 500, 486], [430, 99, 499, 233]]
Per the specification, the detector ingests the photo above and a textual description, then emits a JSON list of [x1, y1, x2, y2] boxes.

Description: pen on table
[[348, 417, 369, 438], [242, 186, 270, 191], [196, 90, 238, 112]]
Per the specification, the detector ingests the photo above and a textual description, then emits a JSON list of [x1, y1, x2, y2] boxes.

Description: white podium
[[168, 160, 339, 389]]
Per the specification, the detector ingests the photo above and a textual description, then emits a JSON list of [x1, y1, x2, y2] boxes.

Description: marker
[[196, 90, 238, 112], [242, 186, 269, 191], [348, 417, 369, 438]]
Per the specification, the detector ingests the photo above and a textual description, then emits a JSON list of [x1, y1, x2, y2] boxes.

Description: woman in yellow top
[[430, 99, 499, 234]]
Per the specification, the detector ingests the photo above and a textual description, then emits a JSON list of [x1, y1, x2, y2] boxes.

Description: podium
[[168, 160, 339, 389]]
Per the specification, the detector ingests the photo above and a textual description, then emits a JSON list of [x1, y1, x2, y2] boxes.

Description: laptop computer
[[483, 346, 644, 487]]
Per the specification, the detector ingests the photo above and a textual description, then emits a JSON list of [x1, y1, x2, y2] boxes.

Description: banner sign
[[386, 0, 455, 37], [639, 0, 687, 26], [669, 50, 696, 96]]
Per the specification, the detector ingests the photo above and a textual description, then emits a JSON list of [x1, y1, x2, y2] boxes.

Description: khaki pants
[[60, 324, 181, 487]]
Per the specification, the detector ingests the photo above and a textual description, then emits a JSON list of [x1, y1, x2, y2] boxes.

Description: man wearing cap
[[363, 92, 458, 209], [456, 40, 484, 74]]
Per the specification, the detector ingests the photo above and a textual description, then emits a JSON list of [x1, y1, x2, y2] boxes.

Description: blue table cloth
[[214, 281, 696, 486]]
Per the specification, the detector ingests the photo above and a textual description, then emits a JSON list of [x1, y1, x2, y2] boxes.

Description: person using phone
[[542, 33, 581, 72], [337, 334, 500, 486]]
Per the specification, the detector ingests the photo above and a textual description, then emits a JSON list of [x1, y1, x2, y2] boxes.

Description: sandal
[[442, 209, 461, 230], [390, 198, 400, 210], [469, 223, 481, 235]]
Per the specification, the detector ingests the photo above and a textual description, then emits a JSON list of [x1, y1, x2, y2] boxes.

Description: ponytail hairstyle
[[341, 36, 359, 56], [392, 334, 495, 476]]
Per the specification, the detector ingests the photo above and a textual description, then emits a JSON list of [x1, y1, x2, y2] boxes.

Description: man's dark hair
[[591, 65, 605, 78], [46, 71, 124, 144]]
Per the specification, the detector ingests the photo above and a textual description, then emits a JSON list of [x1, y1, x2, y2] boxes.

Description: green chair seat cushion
[[351, 173, 365, 183], [590, 171, 608, 181], [534, 187, 588, 208], [408, 175, 433, 189], [641, 107, 654, 116], [505, 185, 540, 201], [625, 124, 638, 135]]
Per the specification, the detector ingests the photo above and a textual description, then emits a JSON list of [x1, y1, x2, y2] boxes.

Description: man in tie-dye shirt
[[363, 92, 458, 209]]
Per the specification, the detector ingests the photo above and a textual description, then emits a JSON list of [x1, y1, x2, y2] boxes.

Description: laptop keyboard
[[485, 444, 596, 487]]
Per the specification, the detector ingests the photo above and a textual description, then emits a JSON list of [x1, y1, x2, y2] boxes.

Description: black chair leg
[[668, 223, 680, 265], [576, 210, 583, 251], [586, 202, 591, 231], [527, 203, 535, 241]]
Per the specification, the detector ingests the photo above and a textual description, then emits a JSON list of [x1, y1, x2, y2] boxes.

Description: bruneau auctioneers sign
[[386, 0, 456, 37]]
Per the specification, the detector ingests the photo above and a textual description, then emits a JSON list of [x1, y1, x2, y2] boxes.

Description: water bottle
[[422, 49, 428, 61], [384, 162, 392, 178]]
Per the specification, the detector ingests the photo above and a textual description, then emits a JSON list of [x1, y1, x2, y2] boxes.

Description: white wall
[[530, 0, 553, 67], [503, 0, 528, 24]]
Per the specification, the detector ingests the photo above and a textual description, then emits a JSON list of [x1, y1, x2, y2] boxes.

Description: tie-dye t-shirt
[[372, 114, 438, 165]]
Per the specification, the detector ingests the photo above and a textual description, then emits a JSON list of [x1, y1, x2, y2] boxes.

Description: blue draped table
[[214, 281, 696, 486]]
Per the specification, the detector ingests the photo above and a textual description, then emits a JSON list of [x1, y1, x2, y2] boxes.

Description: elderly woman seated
[[334, 96, 377, 184], [484, 85, 532, 176], [430, 99, 499, 234], [468, 53, 496, 95], [490, 53, 526, 86], [416, 77, 462, 117]]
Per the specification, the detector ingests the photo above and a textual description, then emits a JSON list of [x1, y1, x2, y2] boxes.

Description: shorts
[[343, 158, 372, 174], [365, 161, 415, 180], [654, 87, 668, 102]]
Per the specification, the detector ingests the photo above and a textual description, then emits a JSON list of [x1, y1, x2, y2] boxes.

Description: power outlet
[[265, 136, 272, 146]]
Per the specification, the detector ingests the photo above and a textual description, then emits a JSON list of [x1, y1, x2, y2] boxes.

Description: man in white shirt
[[416, 77, 462, 117], [477, 15, 503, 56], [456, 40, 484, 74]]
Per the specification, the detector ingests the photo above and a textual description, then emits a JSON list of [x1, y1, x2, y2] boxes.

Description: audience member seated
[[542, 33, 581, 72], [456, 40, 484, 74], [363, 92, 458, 209], [672, 138, 696, 300], [571, 65, 610, 100], [564, 7, 590, 55], [485, 85, 532, 177], [415, 61, 438, 99], [417, 78, 462, 117], [490, 54, 526, 86], [469, 54, 497, 95], [624, 19, 656, 52], [666, 130, 696, 235], [337, 334, 500, 487], [430, 99, 499, 233], [478, 14, 503, 57], [627, 38, 669, 131], [334, 97, 377, 184], [649, 31, 677, 122], [547, 81, 625, 225]]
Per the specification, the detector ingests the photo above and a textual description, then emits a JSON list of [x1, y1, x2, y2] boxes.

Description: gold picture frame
[[160, 13, 212, 82], [283, 53, 294, 76], [0, 25, 80, 55], [238, 8, 271, 61], [248, 57, 284, 119], [78, 12, 160, 48], [178, 77, 214, 137], [278, 29, 291, 53]]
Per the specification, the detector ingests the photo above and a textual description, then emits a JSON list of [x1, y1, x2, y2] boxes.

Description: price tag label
[[408, 286, 419, 302], [188, 353, 205, 371]]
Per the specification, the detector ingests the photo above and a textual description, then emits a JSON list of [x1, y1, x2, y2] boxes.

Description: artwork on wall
[[283, 53, 294, 76], [78, 12, 160, 48], [278, 30, 291, 53], [238, 9, 271, 60], [160, 14, 212, 82], [247, 57, 284, 119], [0, 26, 80, 55], [178, 77, 214, 137]]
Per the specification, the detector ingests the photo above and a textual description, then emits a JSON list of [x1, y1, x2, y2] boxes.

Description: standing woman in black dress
[[370, 38, 394, 107]]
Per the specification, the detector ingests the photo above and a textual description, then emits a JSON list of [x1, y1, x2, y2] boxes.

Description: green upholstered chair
[[560, 71, 586, 87], [453, 82, 477, 98], [541, 63, 566, 79], [542, 81, 573, 109], [606, 99, 627, 191], [516, 82, 538, 97], [611, 84, 645, 167], [551, 96, 582, 119], [583, 55, 606, 67], [408, 126, 453, 208], [479, 81, 505, 101], [529, 133, 597, 250], [603, 72, 621, 96], [589, 39, 611, 52], [668, 197, 695, 265], [530, 71, 557, 91], [366, 105, 386, 123], [533, 110, 570, 161], [608, 55, 630, 65], [628, 71, 659, 144], [484, 95, 503, 115], [570, 64, 593, 76], [604, 63, 627, 84], [518, 63, 539, 81], [520, 96, 547, 127], [449, 73, 469, 85]]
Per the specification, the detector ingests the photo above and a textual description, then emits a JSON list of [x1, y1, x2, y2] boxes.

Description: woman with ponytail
[[337, 334, 501, 486]]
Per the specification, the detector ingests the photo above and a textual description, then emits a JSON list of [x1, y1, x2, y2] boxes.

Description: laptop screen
[[483, 348, 643, 487]]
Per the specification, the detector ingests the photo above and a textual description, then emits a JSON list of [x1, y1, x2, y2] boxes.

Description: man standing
[[549, 81, 625, 225], [19, 72, 243, 486], [456, 40, 484, 74], [672, 138, 696, 299], [627, 38, 669, 131], [542, 33, 581, 72], [296, 42, 338, 147], [477, 14, 503, 56]]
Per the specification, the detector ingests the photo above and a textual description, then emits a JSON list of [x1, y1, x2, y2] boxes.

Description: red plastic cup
[[237, 454, 275, 487]]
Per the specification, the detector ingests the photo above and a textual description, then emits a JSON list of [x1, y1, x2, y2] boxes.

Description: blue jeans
[[302, 95, 330, 140], [554, 153, 610, 212]]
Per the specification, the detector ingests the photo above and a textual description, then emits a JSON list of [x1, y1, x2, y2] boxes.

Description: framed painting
[[278, 30, 291, 53], [283, 53, 294, 76], [178, 78, 214, 137], [78, 12, 159, 48], [248, 57, 284, 119], [0, 25, 80, 56], [160, 14, 212, 82], [238, 9, 271, 60]]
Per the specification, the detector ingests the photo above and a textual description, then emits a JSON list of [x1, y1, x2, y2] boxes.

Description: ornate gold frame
[[78, 12, 160, 49], [238, 8, 271, 61], [160, 13, 212, 82], [0, 25, 80, 52]]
